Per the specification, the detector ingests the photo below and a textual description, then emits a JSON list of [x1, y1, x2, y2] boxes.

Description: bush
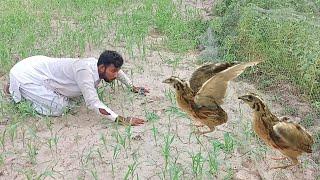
[[210, 0, 320, 109]]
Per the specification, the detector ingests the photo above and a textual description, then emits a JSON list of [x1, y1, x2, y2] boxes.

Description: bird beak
[[238, 95, 248, 101], [162, 79, 170, 83]]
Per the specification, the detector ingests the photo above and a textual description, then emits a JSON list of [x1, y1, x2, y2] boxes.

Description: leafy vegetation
[[209, 0, 320, 110], [0, 0, 207, 75], [0, 0, 319, 179]]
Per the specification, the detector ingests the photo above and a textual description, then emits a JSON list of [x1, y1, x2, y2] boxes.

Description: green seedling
[[190, 151, 204, 177], [162, 134, 175, 171], [27, 140, 37, 164]]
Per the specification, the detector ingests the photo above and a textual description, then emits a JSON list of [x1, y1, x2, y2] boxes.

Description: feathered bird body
[[239, 93, 314, 169], [171, 77, 228, 127], [252, 104, 279, 148], [163, 61, 260, 134]]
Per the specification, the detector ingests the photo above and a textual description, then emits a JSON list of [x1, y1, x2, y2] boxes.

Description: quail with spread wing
[[163, 61, 260, 134], [238, 93, 314, 169]]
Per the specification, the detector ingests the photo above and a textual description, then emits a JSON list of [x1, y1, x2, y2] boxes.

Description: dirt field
[[0, 33, 319, 179], [0, 0, 319, 179]]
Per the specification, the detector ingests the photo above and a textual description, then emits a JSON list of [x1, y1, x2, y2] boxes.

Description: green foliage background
[[208, 0, 320, 110]]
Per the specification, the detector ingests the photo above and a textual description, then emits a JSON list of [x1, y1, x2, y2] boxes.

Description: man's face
[[98, 64, 120, 82]]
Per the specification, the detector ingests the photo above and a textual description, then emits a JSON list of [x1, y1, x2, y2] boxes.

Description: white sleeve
[[117, 69, 133, 88], [75, 69, 118, 121]]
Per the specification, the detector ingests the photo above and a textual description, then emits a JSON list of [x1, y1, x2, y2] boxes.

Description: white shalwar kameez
[[9, 55, 132, 121]]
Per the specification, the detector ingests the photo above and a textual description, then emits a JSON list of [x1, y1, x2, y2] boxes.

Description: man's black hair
[[97, 50, 123, 68]]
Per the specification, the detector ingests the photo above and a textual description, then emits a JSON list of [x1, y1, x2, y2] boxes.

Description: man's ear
[[98, 64, 106, 72]]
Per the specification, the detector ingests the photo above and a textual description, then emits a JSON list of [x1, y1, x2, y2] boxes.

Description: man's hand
[[116, 116, 145, 126], [128, 117, 145, 126], [131, 86, 150, 95], [99, 108, 111, 115]]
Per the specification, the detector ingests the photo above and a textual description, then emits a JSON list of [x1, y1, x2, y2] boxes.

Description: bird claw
[[193, 130, 206, 135], [194, 123, 205, 128], [279, 116, 290, 121], [193, 128, 214, 135], [270, 164, 296, 170], [194, 130, 204, 135], [269, 159, 298, 170], [271, 156, 287, 160], [138, 88, 147, 96]]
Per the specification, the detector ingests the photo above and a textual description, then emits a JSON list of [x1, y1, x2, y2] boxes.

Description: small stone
[[132, 135, 143, 141], [234, 169, 261, 180]]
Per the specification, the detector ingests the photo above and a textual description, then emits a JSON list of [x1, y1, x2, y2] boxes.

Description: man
[[4, 50, 148, 126]]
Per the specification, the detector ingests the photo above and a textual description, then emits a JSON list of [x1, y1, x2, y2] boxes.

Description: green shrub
[[210, 0, 320, 110]]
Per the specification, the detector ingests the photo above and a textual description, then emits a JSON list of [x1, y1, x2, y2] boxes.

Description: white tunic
[[9, 55, 133, 121]]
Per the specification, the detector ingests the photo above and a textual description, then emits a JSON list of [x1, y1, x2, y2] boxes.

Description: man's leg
[[19, 83, 69, 116]]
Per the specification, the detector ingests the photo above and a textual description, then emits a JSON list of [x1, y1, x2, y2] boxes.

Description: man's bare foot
[[3, 83, 10, 95]]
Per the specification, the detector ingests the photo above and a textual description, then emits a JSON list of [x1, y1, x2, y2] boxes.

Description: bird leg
[[194, 122, 205, 127], [215, 127, 231, 133], [195, 127, 214, 135], [270, 163, 298, 169], [196, 124, 205, 127], [271, 156, 287, 160], [279, 116, 290, 121], [270, 158, 298, 169]]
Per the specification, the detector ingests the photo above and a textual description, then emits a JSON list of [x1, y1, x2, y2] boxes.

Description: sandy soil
[[0, 35, 319, 179], [0, 1, 319, 179]]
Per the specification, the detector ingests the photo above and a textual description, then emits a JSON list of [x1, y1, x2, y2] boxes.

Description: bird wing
[[273, 122, 314, 153], [194, 61, 261, 106], [189, 62, 239, 93]]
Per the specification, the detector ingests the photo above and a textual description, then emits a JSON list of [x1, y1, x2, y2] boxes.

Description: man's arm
[[117, 69, 149, 94], [117, 69, 133, 88], [75, 69, 145, 126], [75, 69, 118, 121]]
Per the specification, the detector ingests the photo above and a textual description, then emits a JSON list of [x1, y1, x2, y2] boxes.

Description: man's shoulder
[[72, 57, 98, 72], [79, 57, 97, 61], [73, 57, 97, 65]]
